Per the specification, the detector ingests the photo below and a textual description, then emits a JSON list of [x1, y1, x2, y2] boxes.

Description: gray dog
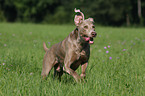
[[41, 8, 97, 82]]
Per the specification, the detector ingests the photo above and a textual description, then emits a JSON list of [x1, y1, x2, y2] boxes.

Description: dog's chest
[[78, 49, 90, 62]]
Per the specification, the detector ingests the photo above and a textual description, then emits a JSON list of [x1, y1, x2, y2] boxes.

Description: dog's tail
[[43, 42, 48, 52]]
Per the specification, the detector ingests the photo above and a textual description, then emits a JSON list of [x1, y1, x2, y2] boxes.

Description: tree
[[137, 0, 143, 25], [0, 0, 145, 26]]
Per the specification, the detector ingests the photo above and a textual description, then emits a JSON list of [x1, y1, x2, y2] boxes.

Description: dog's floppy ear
[[74, 8, 84, 26], [74, 15, 83, 26], [88, 18, 94, 22]]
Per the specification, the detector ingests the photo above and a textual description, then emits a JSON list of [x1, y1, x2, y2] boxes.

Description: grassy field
[[0, 23, 145, 96]]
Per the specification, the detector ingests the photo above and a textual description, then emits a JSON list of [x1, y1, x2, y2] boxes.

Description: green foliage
[[44, 6, 68, 24], [0, 10, 6, 22], [0, 23, 145, 95], [0, 0, 145, 25], [81, 0, 131, 26]]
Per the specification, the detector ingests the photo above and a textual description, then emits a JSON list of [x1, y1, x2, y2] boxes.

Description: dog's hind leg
[[58, 64, 63, 81], [53, 65, 57, 80], [41, 53, 56, 79], [53, 63, 63, 81], [41, 62, 53, 79]]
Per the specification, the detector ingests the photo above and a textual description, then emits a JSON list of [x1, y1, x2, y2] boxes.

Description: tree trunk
[[137, 0, 142, 24], [126, 14, 130, 26]]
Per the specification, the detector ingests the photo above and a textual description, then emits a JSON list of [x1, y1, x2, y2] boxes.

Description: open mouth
[[82, 35, 94, 44]]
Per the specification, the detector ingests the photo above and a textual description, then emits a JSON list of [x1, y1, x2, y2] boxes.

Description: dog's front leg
[[65, 66, 81, 82], [64, 54, 81, 82], [80, 62, 88, 79]]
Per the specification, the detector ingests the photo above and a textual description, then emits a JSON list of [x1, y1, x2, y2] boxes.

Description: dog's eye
[[84, 26, 88, 29], [92, 26, 95, 28]]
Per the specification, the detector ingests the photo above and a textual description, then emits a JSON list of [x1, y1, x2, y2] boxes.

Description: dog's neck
[[71, 27, 89, 45], [68, 28, 89, 52]]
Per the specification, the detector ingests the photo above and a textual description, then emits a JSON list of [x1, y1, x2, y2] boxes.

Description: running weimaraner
[[41, 8, 97, 82]]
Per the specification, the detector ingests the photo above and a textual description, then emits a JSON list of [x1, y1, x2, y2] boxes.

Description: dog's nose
[[91, 32, 97, 37]]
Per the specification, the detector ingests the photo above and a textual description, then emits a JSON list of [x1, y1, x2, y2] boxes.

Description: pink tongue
[[84, 37, 90, 41], [89, 41, 94, 44], [83, 37, 94, 44]]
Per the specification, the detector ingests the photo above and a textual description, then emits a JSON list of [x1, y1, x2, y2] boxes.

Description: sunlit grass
[[0, 23, 145, 96]]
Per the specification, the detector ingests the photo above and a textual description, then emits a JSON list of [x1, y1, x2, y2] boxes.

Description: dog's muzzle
[[91, 31, 97, 37]]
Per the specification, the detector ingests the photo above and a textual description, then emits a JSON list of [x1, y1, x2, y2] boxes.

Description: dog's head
[[74, 8, 97, 44]]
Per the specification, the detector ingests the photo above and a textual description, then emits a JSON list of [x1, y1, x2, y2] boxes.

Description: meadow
[[0, 23, 145, 96]]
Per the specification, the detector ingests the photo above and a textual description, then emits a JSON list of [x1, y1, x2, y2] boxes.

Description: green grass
[[0, 23, 145, 96]]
